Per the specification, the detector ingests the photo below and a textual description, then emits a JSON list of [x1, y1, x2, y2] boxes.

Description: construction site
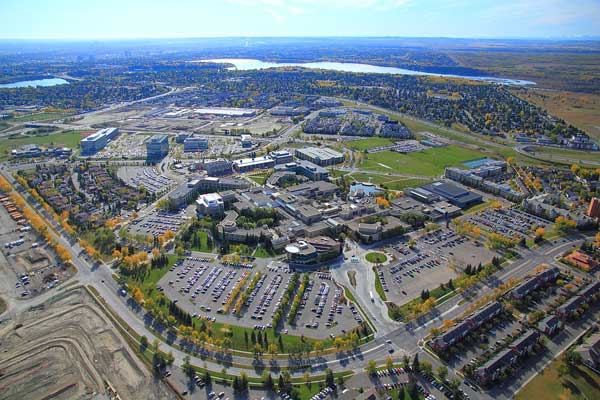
[[0, 287, 177, 400]]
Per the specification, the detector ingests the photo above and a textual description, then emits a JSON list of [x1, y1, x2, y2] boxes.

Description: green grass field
[[515, 356, 600, 400], [10, 112, 70, 123], [346, 137, 395, 151], [373, 267, 387, 301], [0, 130, 86, 159], [190, 230, 213, 252], [366, 252, 387, 263], [249, 173, 270, 185], [349, 172, 432, 191], [359, 145, 485, 177]]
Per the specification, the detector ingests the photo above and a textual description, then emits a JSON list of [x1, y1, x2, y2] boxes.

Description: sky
[[1, 0, 599, 39]]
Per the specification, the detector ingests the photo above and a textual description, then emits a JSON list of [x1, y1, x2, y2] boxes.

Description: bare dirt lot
[[0, 287, 176, 400]]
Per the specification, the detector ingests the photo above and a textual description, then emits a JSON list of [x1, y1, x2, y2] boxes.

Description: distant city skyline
[[1, 0, 599, 39]]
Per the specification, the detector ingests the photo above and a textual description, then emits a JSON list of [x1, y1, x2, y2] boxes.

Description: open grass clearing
[[349, 172, 432, 191], [373, 267, 387, 301], [346, 137, 395, 151], [515, 355, 600, 400], [365, 252, 387, 263], [10, 112, 71, 123], [0, 130, 87, 159], [359, 145, 485, 177]]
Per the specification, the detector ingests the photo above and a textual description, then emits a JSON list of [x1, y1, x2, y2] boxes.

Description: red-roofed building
[[566, 250, 599, 271]]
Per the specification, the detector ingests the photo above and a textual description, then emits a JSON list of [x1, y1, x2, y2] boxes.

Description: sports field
[[350, 172, 432, 191], [359, 145, 485, 177], [0, 130, 87, 159], [346, 137, 395, 151]]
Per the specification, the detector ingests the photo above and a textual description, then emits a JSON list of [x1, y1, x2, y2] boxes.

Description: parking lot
[[157, 257, 363, 339], [91, 132, 149, 159], [463, 207, 549, 239], [379, 229, 497, 305], [0, 201, 73, 299], [117, 166, 174, 194], [128, 208, 190, 237]]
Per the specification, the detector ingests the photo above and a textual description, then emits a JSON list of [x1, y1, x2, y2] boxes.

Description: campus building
[[419, 181, 482, 208], [80, 127, 119, 155], [270, 150, 294, 165], [200, 159, 233, 176], [277, 160, 329, 181], [183, 136, 209, 152], [294, 146, 344, 166], [233, 156, 275, 173], [196, 193, 224, 217], [241, 134, 252, 148], [145, 134, 169, 162]]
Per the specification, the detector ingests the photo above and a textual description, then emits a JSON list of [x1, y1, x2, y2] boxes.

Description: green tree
[[437, 365, 448, 381], [366, 359, 377, 375]]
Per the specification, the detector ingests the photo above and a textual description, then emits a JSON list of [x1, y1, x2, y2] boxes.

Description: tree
[[555, 216, 577, 236], [325, 368, 334, 388], [262, 371, 274, 390], [386, 356, 394, 370], [412, 354, 420, 372], [268, 343, 279, 359], [182, 355, 194, 378], [421, 361, 433, 376], [449, 378, 461, 396], [140, 335, 149, 349], [366, 359, 377, 375], [403, 354, 410, 369], [437, 365, 448, 381]]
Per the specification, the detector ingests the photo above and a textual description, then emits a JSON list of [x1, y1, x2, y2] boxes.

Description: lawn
[[0, 130, 87, 159], [253, 246, 281, 258], [515, 355, 600, 400], [462, 200, 490, 215], [349, 172, 432, 191], [0, 296, 5, 314], [249, 173, 270, 185], [10, 112, 71, 123], [359, 145, 485, 177], [190, 230, 213, 252], [373, 267, 387, 301], [346, 137, 395, 151], [366, 252, 387, 263]]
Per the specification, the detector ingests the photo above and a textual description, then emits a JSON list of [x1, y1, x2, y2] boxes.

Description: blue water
[[463, 158, 495, 168], [0, 78, 69, 88], [200, 59, 536, 86], [350, 183, 381, 195]]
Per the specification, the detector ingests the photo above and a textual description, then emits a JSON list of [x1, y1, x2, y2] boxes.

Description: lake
[[200, 58, 536, 85], [0, 78, 69, 89]]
